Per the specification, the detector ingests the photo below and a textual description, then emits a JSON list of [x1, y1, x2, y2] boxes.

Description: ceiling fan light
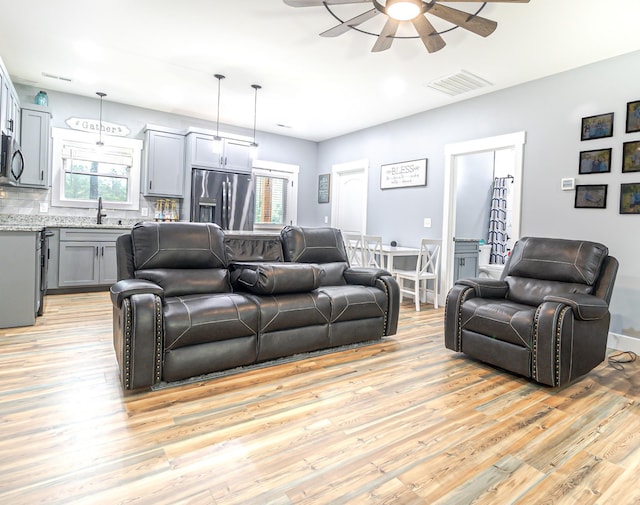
[[386, 0, 421, 21]]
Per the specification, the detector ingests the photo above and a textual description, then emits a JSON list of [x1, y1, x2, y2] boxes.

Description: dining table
[[380, 244, 420, 273]]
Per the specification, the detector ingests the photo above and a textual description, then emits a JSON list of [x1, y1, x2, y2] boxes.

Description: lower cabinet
[[49, 228, 124, 290], [453, 240, 479, 282]]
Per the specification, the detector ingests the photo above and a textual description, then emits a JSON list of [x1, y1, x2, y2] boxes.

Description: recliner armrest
[[543, 293, 608, 321], [344, 267, 392, 286], [110, 279, 164, 308], [455, 277, 509, 299]]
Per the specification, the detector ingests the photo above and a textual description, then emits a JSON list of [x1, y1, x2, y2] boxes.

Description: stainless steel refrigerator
[[190, 169, 255, 230]]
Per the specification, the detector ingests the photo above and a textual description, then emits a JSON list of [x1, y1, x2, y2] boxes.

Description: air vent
[[426, 70, 491, 97], [42, 72, 73, 83]]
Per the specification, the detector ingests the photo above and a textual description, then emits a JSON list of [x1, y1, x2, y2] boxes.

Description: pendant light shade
[[96, 92, 107, 146], [250, 84, 261, 159], [213, 74, 225, 154], [386, 0, 422, 21]]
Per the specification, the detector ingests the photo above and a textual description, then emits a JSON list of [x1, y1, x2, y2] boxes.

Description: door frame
[[330, 158, 369, 232], [441, 131, 526, 300]]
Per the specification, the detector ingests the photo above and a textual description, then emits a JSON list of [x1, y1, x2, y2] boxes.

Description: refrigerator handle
[[223, 180, 229, 229]]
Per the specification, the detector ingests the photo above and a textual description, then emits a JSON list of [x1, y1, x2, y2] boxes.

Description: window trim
[[252, 159, 299, 230], [51, 127, 142, 210]]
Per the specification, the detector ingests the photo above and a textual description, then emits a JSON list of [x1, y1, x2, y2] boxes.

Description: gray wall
[[314, 50, 640, 343]]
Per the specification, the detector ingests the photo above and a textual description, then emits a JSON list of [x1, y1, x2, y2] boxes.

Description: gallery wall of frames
[[575, 100, 640, 212]]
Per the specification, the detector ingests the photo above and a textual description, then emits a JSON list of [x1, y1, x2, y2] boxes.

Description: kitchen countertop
[[0, 214, 140, 232]]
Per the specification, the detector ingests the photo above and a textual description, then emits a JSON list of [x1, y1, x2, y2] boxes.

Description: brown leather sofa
[[110, 222, 399, 390], [444, 236, 618, 386]]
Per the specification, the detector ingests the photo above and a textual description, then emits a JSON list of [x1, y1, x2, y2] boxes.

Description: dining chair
[[361, 235, 383, 268], [342, 231, 364, 267], [394, 238, 441, 311]]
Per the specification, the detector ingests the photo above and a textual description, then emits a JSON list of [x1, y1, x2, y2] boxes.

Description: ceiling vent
[[426, 70, 491, 97], [42, 72, 73, 83]]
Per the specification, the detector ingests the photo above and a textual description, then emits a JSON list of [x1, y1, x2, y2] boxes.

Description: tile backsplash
[[0, 185, 181, 221]]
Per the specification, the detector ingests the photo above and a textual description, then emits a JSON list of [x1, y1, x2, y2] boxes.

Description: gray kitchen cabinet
[[55, 228, 124, 289], [0, 57, 21, 138], [0, 230, 39, 328], [453, 239, 479, 282], [19, 104, 51, 188], [143, 126, 185, 197], [186, 130, 252, 173]]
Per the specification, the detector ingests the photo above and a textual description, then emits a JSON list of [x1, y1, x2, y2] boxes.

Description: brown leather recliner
[[444, 236, 618, 386]]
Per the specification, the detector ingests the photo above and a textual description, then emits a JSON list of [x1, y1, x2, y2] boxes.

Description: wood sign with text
[[380, 159, 427, 189]]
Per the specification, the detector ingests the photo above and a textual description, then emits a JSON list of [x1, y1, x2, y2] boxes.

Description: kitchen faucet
[[97, 196, 107, 224]]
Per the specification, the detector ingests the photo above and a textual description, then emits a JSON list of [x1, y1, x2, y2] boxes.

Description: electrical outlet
[[141, 208, 149, 217], [324, 216, 328, 224], [39, 202, 49, 213], [423, 217, 431, 228]]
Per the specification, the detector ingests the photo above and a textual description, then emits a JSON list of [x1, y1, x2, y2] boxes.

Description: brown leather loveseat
[[110, 222, 399, 390]]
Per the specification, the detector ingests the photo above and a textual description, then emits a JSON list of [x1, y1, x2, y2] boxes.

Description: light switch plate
[[423, 217, 432, 228], [39, 202, 48, 213], [141, 208, 149, 217]]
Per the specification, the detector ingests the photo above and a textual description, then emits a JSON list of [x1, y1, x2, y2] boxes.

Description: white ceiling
[[2, 0, 639, 142]]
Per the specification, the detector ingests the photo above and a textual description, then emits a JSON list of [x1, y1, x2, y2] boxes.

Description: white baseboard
[[607, 332, 640, 353]]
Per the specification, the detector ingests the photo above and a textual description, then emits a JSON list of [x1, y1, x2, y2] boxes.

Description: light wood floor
[[0, 292, 638, 505]]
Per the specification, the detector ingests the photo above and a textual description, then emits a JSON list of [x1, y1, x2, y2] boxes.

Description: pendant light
[[212, 74, 225, 154], [250, 84, 261, 159], [96, 92, 107, 146]]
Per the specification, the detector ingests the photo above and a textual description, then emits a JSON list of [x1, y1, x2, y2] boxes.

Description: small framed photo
[[581, 112, 614, 141], [622, 140, 640, 173], [579, 148, 611, 174], [626, 100, 640, 133], [619, 183, 640, 214], [575, 184, 607, 209]]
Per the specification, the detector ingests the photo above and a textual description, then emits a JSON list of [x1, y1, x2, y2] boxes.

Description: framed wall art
[[579, 148, 611, 174], [380, 158, 427, 190], [626, 100, 640, 133], [622, 140, 640, 173], [581, 112, 614, 141], [574, 184, 607, 209], [318, 173, 330, 203], [619, 183, 640, 214]]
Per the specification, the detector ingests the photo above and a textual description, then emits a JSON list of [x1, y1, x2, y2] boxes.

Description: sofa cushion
[[231, 262, 324, 294], [280, 226, 349, 263], [163, 293, 259, 350], [136, 268, 231, 297], [131, 221, 227, 270], [506, 237, 608, 285], [318, 285, 387, 323]]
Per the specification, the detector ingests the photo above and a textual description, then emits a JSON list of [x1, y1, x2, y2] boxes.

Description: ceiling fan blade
[[321, 9, 379, 37], [284, 0, 371, 7], [371, 17, 399, 52], [428, 4, 497, 37], [412, 15, 446, 53]]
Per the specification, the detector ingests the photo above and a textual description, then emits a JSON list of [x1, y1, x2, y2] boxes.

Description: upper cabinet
[[142, 125, 186, 198], [20, 104, 51, 188], [0, 57, 21, 138], [186, 130, 252, 173]]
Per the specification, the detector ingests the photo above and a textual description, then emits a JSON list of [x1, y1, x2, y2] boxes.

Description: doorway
[[331, 159, 369, 233], [441, 131, 526, 300]]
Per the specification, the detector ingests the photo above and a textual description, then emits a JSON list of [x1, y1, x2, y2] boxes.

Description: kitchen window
[[51, 128, 142, 210], [252, 160, 298, 229]]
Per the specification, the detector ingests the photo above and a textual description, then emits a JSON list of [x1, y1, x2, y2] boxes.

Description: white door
[[331, 159, 368, 233]]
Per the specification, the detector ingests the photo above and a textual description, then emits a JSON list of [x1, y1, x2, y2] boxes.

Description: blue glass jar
[[35, 91, 48, 106]]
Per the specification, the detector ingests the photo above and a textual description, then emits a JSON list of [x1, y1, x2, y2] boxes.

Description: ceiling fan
[[283, 0, 530, 53]]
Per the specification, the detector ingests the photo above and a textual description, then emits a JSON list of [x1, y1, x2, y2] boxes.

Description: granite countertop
[[0, 214, 141, 232]]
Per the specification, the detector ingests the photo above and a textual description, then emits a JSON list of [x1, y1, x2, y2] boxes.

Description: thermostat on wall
[[561, 178, 575, 191]]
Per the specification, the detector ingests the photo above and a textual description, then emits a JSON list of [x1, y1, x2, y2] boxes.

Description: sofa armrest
[[543, 293, 608, 321], [455, 277, 509, 299], [344, 267, 392, 286], [110, 279, 164, 308]]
